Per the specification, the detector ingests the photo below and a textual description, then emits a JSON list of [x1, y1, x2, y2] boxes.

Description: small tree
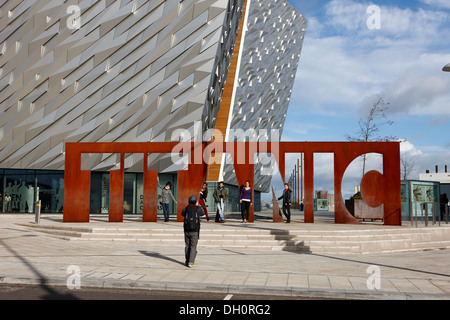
[[399, 139, 418, 180], [345, 97, 396, 176]]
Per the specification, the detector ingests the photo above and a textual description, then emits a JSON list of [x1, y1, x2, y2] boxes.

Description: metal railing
[[408, 202, 449, 227]]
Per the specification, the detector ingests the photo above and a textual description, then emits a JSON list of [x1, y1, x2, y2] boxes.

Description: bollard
[[35, 200, 41, 224]]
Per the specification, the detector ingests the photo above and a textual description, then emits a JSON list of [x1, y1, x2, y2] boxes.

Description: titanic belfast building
[[0, 0, 307, 215]]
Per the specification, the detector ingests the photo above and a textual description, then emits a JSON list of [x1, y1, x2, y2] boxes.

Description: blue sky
[[266, 0, 450, 199]]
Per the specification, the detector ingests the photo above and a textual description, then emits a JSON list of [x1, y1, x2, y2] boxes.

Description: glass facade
[[401, 180, 441, 223], [0, 169, 260, 215], [89, 172, 179, 215], [0, 169, 64, 213]]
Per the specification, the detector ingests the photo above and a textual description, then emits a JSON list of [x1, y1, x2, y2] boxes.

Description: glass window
[[136, 173, 143, 214], [89, 172, 110, 214], [36, 171, 64, 213], [123, 173, 136, 214], [157, 174, 177, 215], [3, 170, 36, 213], [90, 172, 103, 214]]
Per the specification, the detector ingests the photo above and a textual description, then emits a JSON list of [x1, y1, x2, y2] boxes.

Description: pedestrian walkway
[[0, 214, 449, 299]]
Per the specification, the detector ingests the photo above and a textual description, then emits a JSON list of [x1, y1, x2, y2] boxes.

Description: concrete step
[[20, 223, 450, 255]]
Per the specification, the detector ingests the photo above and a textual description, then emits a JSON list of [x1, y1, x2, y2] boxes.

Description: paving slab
[[0, 214, 449, 300], [308, 275, 331, 289], [328, 275, 353, 290]]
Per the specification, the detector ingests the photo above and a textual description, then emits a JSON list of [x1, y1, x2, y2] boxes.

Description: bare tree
[[345, 97, 396, 176], [400, 153, 417, 180], [400, 140, 418, 180]]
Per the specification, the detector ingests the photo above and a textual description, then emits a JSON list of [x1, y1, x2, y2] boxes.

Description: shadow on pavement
[[309, 253, 450, 279], [0, 236, 79, 300], [138, 250, 186, 267], [270, 229, 311, 253]]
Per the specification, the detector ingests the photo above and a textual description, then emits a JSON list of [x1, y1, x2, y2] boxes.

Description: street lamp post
[[443, 63, 450, 72]]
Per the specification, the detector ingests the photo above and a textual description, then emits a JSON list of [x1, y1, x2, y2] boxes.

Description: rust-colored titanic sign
[[63, 141, 401, 225]]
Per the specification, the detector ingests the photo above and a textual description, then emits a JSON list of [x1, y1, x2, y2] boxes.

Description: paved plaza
[[0, 214, 449, 300]]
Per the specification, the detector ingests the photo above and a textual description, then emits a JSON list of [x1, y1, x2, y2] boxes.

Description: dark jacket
[[199, 188, 208, 201], [181, 204, 204, 232], [278, 189, 292, 205], [213, 187, 228, 203]]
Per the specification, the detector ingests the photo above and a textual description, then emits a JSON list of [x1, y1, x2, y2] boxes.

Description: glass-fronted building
[[1, 169, 64, 213], [0, 0, 304, 216], [0, 169, 261, 215]]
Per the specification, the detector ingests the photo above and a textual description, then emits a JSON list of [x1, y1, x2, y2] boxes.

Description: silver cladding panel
[[223, 0, 307, 192], [0, 0, 241, 172], [0, 0, 306, 192]]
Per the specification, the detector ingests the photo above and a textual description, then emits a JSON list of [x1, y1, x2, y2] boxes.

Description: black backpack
[[184, 205, 200, 232]]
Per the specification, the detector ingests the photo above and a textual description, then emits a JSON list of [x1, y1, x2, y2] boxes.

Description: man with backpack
[[181, 196, 205, 268]]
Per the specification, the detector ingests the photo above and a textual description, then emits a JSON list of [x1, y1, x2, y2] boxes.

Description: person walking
[[199, 182, 210, 221], [157, 177, 177, 222], [213, 181, 228, 223], [441, 193, 449, 221], [239, 180, 253, 223], [181, 196, 204, 268], [278, 183, 292, 223]]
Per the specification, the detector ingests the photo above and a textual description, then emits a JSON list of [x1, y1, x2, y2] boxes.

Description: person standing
[[199, 182, 210, 221], [278, 183, 292, 223], [441, 193, 449, 221], [213, 181, 228, 223], [239, 180, 253, 223], [157, 177, 177, 222], [181, 196, 205, 268]]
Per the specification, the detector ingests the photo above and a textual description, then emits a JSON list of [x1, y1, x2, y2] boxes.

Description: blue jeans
[[216, 202, 224, 221], [161, 202, 170, 220]]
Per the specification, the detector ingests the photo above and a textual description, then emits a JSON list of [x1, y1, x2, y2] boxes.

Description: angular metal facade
[[222, 0, 307, 191], [0, 0, 306, 192], [0, 0, 243, 171]]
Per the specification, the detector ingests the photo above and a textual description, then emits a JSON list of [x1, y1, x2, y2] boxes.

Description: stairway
[[21, 223, 450, 255]]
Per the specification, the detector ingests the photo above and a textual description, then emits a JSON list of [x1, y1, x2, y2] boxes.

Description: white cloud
[[324, 0, 450, 38], [271, 0, 450, 201], [325, 0, 368, 31], [385, 72, 450, 115], [399, 139, 423, 156], [291, 0, 450, 118], [421, 0, 450, 9], [292, 36, 372, 114]]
